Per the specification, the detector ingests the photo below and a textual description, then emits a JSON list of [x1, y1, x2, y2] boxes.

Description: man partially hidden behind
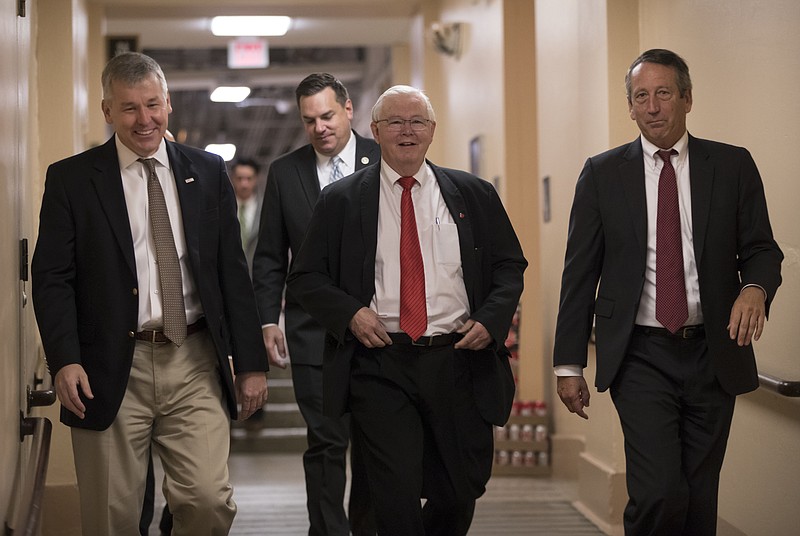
[[553, 49, 782, 535], [252, 72, 380, 535], [32, 51, 268, 535]]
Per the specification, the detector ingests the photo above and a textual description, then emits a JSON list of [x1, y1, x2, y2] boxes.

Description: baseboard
[[573, 451, 626, 536]]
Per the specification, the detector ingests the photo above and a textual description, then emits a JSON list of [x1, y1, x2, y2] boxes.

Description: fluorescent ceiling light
[[210, 86, 251, 103], [211, 16, 291, 37], [205, 144, 237, 162]]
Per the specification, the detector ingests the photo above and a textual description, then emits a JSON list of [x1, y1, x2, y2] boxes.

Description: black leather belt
[[634, 324, 705, 339], [387, 332, 462, 347], [136, 318, 206, 343]]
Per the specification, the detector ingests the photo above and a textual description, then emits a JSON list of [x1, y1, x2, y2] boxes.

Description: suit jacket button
[[132, 288, 138, 296], [128, 331, 135, 338]]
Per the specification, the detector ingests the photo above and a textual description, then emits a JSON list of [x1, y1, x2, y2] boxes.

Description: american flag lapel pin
[[185, 177, 195, 184]]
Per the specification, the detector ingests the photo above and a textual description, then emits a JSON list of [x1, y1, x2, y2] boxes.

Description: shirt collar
[[379, 160, 432, 190], [116, 135, 170, 171], [315, 130, 357, 170], [641, 131, 689, 170]]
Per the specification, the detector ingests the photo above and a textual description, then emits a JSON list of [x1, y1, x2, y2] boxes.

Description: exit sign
[[228, 39, 269, 69]]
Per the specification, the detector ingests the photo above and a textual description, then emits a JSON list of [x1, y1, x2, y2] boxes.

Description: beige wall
[[35, 0, 93, 533], [538, 0, 800, 534], [413, 0, 546, 403]]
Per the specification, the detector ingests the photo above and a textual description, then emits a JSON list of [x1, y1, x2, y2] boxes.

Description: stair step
[[263, 403, 306, 428], [266, 378, 297, 404], [231, 426, 307, 453]]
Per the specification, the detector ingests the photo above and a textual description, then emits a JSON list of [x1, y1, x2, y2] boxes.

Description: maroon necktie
[[655, 150, 688, 333], [398, 176, 427, 341]]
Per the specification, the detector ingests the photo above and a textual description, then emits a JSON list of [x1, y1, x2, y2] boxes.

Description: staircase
[[231, 363, 307, 452]]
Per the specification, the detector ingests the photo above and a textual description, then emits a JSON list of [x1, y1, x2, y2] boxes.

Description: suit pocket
[[594, 296, 615, 318]]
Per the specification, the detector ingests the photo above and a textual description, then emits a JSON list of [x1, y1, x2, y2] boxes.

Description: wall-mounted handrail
[[7, 416, 52, 536], [758, 372, 800, 397]]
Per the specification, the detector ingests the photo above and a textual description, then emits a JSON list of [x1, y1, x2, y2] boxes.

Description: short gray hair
[[102, 52, 168, 101], [371, 85, 436, 122]]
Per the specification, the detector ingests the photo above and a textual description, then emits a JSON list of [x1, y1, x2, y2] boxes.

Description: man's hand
[[54, 364, 93, 419], [348, 307, 392, 348], [557, 376, 590, 419], [455, 319, 491, 350], [235, 371, 268, 421], [262, 325, 289, 369], [728, 286, 767, 346]]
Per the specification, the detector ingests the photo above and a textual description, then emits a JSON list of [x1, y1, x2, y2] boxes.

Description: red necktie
[[655, 150, 688, 333], [398, 176, 427, 341]]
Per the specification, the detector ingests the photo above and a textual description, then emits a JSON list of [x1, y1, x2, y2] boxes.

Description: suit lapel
[[620, 140, 648, 265], [295, 145, 321, 210], [359, 166, 380, 297], [167, 142, 201, 261], [90, 138, 137, 277], [687, 135, 712, 269], [354, 133, 379, 171]]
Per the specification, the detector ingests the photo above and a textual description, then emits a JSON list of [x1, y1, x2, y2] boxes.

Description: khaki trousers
[[72, 330, 236, 536]]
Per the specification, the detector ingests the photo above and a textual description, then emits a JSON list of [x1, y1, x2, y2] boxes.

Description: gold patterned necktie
[[140, 158, 187, 345]]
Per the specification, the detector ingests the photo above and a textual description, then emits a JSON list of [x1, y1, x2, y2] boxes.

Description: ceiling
[[99, 0, 421, 167]]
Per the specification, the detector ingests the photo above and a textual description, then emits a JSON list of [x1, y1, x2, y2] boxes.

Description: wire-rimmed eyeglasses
[[374, 117, 432, 132]]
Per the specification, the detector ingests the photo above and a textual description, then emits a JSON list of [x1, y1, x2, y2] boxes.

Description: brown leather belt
[[136, 318, 207, 343], [634, 324, 705, 339], [387, 332, 462, 347]]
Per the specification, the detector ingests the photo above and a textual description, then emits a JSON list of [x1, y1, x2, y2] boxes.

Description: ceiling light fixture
[[205, 143, 237, 162], [210, 86, 251, 103], [211, 16, 291, 37]]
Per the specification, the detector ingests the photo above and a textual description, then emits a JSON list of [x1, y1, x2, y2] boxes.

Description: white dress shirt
[[370, 161, 470, 335], [117, 137, 203, 331]]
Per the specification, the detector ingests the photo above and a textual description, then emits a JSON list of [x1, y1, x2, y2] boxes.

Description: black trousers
[[292, 363, 375, 536], [349, 342, 493, 536], [611, 330, 735, 536]]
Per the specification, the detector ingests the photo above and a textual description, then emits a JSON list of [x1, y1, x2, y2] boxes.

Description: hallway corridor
[[149, 451, 604, 535]]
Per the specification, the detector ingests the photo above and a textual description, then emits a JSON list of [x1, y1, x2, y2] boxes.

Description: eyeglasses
[[374, 118, 431, 132]]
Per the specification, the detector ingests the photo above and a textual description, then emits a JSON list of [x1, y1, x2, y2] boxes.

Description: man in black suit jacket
[[32, 52, 268, 536], [287, 85, 526, 536], [252, 73, 379, 535], [553, 49, 782, 535]]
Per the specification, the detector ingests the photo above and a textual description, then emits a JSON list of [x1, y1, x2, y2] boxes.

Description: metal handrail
[[11, 416, 53, 536], [758, 372, 800, 397]]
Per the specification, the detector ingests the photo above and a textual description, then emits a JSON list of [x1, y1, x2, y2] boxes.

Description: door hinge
[[18, 0, 26, 17]]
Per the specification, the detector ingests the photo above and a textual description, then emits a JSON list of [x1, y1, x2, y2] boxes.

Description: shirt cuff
[[554, 365, 584, 377], [741, 284, 767, 302], [261, 323, 278, 329]]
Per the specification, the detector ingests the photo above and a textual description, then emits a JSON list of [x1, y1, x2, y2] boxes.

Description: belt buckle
[[680, 326, 695, 339], [411, 336, 433, 347]]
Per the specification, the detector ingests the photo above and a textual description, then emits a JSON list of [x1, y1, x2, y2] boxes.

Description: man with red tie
[[553, 49, 782, 535], [287, 85, 527, 536]]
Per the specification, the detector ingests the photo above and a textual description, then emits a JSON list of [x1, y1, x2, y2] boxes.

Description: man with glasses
[[287, 85, 527, 536]]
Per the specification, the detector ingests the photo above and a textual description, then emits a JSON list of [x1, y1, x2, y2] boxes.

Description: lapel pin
[[185, 178, 195, 183], [361, 157, 370, 165], [459, 212, 465, 219]]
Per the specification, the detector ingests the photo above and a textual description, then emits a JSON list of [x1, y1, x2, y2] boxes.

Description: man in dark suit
[[252, 73, 379, 535], [32, 52, 268, 536], [553, 49, 782, 535], [286, 85, 527, 536]]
